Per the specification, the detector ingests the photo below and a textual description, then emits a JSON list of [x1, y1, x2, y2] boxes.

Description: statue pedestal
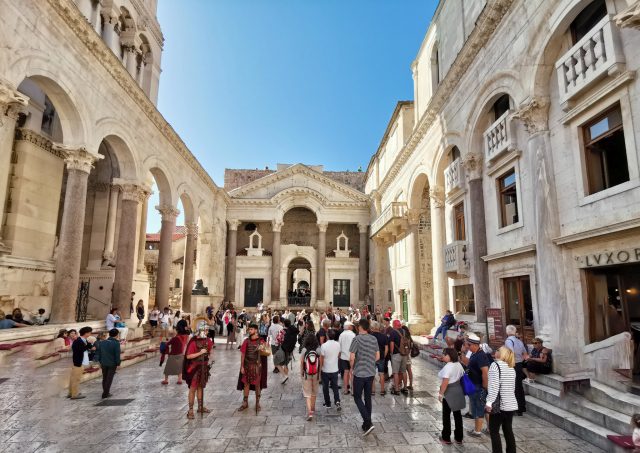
[[192, 294, 223, 317]]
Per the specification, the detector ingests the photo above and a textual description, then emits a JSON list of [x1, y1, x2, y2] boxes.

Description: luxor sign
[[576, 247, 640, 268]]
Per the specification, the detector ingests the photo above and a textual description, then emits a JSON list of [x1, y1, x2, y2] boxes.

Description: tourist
[[461, 332, 491, 437], [370, 321, 388, 395], [317, 318, 331, 345], [390, 319, 410, 395], [402, 325, 415, 390], [258, 312, 269, 341], [300, 332, 320, 420], [349, 318, 379, 436], [162, 326, 189, 385], [485, 346, 518, 453], [8, 308, 32, 325], [0, 310, 28, 329], [56, 329, 70, 346], [206, 304, 214, 321], [32, 308, 48, 325], [281, 318, 298, 372], [135, 300, 145, 327], [310, 309, 320, 332], [149, 306, 160, 336], [183, 324, 213, 419], [435, 310, 455, 341], [505, 325, 527, 415], [216, 309, 224, 335], [268, 315, 284, 373], [524, 337, 552, 382], [68, 329, 78, 345], [159, 307, 171, 336], [298, 319, 315, 353], [438, 348, 465, 445], [339, 321, 355, 394], [237, 323, 268, 414], [98, 328, 121, 399], [68, 326, 94, 400], [106, 309, 119, 331], [176, 315, 189, 334], [320, 329, 341, 411], [226, 314, 237, 349], [174, 310, 182, 330]]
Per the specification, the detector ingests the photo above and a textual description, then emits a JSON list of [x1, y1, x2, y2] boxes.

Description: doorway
[[401, 290, 409, 322], [244, 278, 263, 307], [503, 276, 534, 344], [333, 279, 350, 307]]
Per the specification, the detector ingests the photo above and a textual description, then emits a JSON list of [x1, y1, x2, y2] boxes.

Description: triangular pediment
[[228, 164, 369, 204]]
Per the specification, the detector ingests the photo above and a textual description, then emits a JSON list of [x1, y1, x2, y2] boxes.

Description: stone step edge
[[526, 394, 627, 453], [588, 380, 640, 416]]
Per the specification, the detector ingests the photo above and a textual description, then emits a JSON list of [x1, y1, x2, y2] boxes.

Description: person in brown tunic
[[183, 324, 213, 419], [237, 323, 268, 414]]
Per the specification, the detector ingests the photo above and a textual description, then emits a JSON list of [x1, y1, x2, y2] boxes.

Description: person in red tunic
[[237, 323, 268, 414], [183, 324, 213, 419]]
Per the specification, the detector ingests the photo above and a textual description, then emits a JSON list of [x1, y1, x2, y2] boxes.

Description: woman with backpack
[[300, 333, 320, 421]]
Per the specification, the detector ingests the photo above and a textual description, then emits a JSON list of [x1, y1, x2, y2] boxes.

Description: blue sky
[[148, 0, 437, 231]]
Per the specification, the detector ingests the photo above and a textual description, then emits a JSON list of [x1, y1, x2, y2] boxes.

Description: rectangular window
[[454, 284, 474, 314], [497, 169, 519, 227], [503, 276, 534, 343], [454, 202, 465, 241], [388, 289, 393, 303], [583, 104, 629, 195]]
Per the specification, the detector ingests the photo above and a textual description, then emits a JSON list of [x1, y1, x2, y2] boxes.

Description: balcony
[[444, 157, 464, 196], [370, 202, 408, 244], [444, 241, 470, 277], [555, 15, 625, 108], [484, 110, 516, 164]]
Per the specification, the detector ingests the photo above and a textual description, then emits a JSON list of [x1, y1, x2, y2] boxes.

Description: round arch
[[96, 133, 139, 181], [142, 155, 177, 207], [273, 188, 325, 223], [407, 167, 431, 211], [177, 186, 198, 225], [432, 132, 464, 188]]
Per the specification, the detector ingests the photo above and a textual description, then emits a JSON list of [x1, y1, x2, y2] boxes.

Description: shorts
[[149, 320, 158, 327], [338, 358, 351, 372], [391, 353, 408, 374], [375, 359, 386, 373], [468, 388, 487, 419], [302, 377, 318, 398], [406, 356, 412, 366]]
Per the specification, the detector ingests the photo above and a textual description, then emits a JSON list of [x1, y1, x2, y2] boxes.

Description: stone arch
[[95, 132, 139, 181], [142, 156, 176, 207], [407, 168, 431, 211], [177, 186, 197, 225], [272, 188, 325, 223], [432, 132, 463, 189]]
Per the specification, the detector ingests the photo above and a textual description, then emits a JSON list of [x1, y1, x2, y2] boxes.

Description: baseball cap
[[392, 319, 402, 329]]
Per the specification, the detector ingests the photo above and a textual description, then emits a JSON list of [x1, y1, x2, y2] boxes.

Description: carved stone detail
[[407, 209, 422, 226], [53, 144, 103, 173], [358, 223, 369, 234], [429, 186, 445, 208], [462, 152, 484, 181], [227, 219, 240, 231], [156, 204, 180, 221], [113, 178, 150, 202], [512, 97, 550, 135], [272, 221, 283, 233], [317, 221, 329, 233], [0, 79, 29, 126], [185, 222, 199, 236], [615, 1, 640, 29], [14, 128, 61, 157]]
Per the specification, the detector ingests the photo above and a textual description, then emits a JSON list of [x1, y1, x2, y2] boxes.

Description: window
[[174, 278, 181, 289], [449, 146, 461, 164], [454, 202, 465, 241], [497, 169, 518, 227], [454, 284, 474, 314], [570, 0, 607, 44], [583, 105, 629, 194], [493, 94, 510, 121], [388, 289, 393, 303], [503, 276, 534, 343]]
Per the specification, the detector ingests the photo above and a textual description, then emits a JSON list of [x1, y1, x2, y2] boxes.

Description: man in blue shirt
[[98, 328, 121, 399], [461, 333, 490, 437]]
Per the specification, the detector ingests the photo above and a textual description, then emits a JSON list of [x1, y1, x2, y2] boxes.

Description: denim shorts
[[375, 359, 385, 373], [468, 388, 487, 419]]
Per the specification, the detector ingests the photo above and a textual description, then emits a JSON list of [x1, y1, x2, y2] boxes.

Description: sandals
[[238, 398, 249, 412], [187, 408, 195, 419], [380, 390, 387, 396], [176, 381, 183, 385], [161, 380, 168, 385], [198, 406, 211, 413], [255, 396, 261, 415]]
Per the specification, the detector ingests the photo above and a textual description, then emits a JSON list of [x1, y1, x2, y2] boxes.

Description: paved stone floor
[[0, 339, 604, 452]]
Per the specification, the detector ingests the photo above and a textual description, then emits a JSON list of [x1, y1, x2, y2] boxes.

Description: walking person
[[485, 346, 518, 453], [505, 325, 527, 415], [339, 321, 355, 394], [237, 323, 268, 414], [370, 321, 389, 396], [98, 328, 121, 399], [460, 332, 491, 437], [135, 300, 145, 327], [319, 329, 341, 411], [268, 315, 284, 373], [67, 326, 94, 400], [349, 318, 379, 436], [183, 324, 214, 419], [438, 348, 465, 445], [300, 333, 320, 420], [149, 306, 160, 337], [226, 314, 237, 349], [162, 326, 189, 385], [389, 319, 410, 395]]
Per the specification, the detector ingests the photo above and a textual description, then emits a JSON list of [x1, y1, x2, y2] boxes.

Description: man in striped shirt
[[349, 318, 380, 436]]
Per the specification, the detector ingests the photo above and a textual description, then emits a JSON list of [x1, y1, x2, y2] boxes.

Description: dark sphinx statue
[[192, 279, 209, 295]]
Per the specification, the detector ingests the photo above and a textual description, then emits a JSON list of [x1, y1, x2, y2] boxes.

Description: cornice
[[376, 0, 515, 196], [228, 164, 369, 203], [45, 0, 219, 195], [129, 0, 164, 47], [14, 128, 62, 158]]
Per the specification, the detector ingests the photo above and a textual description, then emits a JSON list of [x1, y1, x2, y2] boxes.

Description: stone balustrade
[[444, 157, 464, 196], [555, 15, 625, 107], [443, 240, 470, 277], [484, 110, 515, 163], [370, 201, 408, 244]]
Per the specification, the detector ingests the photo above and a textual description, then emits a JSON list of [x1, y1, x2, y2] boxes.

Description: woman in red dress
[[237, 323, 268, 414], [183, 324, 213, 419]]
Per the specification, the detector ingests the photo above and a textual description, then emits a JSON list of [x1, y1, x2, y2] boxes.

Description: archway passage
[[287, 257, 311, 306]]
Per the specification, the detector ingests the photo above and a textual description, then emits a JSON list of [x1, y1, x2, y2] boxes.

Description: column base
[[407, 315, 435, 335], [0, 242, 10, 255]]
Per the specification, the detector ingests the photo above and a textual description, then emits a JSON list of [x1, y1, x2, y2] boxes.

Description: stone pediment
[[228, 164, 369, 204]]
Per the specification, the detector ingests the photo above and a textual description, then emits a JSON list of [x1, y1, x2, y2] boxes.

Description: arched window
[[570, 0, 607, 44], [431, 42, 440, 91], [492, 94, 511, 121], [448, 146, 461, 164]]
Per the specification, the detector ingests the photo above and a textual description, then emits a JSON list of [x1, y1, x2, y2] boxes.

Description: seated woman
[[523, 337, 552, 382], [10, 308, 32, 325], [0, 310, 28, 329]]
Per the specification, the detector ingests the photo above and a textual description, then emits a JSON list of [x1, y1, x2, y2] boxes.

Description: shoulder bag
[[490, 362, 502, 414]]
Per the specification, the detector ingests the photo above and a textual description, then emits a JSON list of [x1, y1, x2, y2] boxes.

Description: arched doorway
[[288, 257, 311, 306]]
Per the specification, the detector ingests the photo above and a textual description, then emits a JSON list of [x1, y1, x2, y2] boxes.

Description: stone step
[[525, 394, 627, 453], [584, 380, 640, 417]]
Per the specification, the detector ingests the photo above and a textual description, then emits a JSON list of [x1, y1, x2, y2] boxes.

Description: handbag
[[410, 343, 420, 358], [460, 372, 476, 396], [490, 362, 502, 415], [258, 341, 271, 357]]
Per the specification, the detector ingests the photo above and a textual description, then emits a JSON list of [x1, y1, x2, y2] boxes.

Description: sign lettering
[[576, 247, 640, 268]]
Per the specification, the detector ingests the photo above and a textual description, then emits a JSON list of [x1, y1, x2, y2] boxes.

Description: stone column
[[316, 222, 328, 302], [182, 222, 198, 313], [0, 81, 28, 252], [463, 152, 489, 322], [136, 191, 151, 273], [155, 205, 179, 309], [90, 0, 101, 33], [406, 212, 425, 326], [271, 221, 282, 303], [125, 47, 138, 78], [358, 223, 368, 303], [100, 12, 119, 56], [50, 146, 103, 323], [112, 180, 148, 318], [102, 184, 119, 265], [429, 187, 448, 320], [225, 219, 239, 302], [77, 0, 93, 21]]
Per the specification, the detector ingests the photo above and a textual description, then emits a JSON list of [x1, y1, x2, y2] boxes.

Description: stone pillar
[[316, 222, 328, 302], [90, 1, 101, 33], [429, 187, 448, 320], [225, 219, 239, 302], [136, 191, 150, 273], [182, 222, 197, 313], [102, 184, 119, 265], [100, 12, 119, 56], [463, 152, 489, 322], [112, 180, 148, 318], [50, 146, 103, 323], [358, 223, 368, 303], [125, 47, 138, 78], [0, 81, 28, 252], [271, 221, 282, 303], [406, 213, 425, 326], [155, 205, 179, 309]]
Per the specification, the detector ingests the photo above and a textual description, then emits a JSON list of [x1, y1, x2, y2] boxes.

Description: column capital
[[462, 152, 484, 181], [53, 144, 103, 173], [228, 219, 240, 231], [0, 80, 28, 123], [358, 223, 369, 234], [407, 209, 422, 226], [112, 178, 151, 202], [615, 1, 640, 29], [156, 204, 180, 220], [512, 97, 550, 135], [185, 222, 199, 236], [272, 221, 283, 233], [317, 221, 328, 233], [429, 186, 445, 208]]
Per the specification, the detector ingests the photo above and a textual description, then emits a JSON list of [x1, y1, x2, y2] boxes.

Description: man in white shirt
[[149, 307, 160, 337], [268, 315, 284, 373], [320, 329, 342, 410], [338, 321, 356, 394]]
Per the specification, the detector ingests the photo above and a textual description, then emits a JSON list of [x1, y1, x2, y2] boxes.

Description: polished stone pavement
[[0, 338, 604, 453]]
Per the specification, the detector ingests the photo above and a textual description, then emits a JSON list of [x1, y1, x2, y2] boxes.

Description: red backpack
[[304, 350, 319, 378]]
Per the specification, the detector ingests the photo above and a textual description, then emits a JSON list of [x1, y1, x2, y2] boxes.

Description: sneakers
[[363, 425, 375, 436], [306, 411, 314, 421], [467, 430, 483, 437], [439, 436, 452, 445], [336, 401, 342, 412], [481, 428, 489, 435]]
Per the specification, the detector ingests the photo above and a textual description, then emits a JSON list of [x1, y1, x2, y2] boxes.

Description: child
[[633, 413, 640, 452]]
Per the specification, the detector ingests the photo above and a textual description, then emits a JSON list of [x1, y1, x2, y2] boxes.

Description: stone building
[[366, 0, 640, 387]]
